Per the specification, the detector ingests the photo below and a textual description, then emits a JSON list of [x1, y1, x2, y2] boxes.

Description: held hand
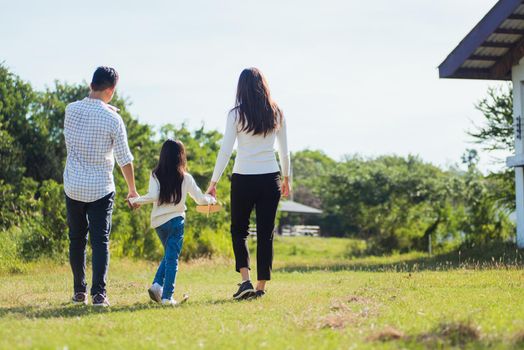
[[206, 182, 217, 198], [281, 177, 291, 198], [127, 190, 140, 209]]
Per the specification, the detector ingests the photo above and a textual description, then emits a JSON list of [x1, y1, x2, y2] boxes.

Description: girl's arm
[[210, 111, 237, 184], [186, 174, 217, 205], [129, 174, 159, 205]]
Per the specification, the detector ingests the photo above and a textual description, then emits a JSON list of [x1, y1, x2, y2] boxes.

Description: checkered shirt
[[63, 97, 134, 203]]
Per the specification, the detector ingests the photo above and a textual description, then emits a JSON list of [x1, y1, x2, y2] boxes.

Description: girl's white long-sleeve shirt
[[211, 109, 290, 183], [129, 172, 216, 228]]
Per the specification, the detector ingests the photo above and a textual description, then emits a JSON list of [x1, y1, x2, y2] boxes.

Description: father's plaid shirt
[[63, 97, 134, 203]]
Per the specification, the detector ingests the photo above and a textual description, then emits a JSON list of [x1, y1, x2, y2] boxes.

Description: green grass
[[1, 237, 524, 349]]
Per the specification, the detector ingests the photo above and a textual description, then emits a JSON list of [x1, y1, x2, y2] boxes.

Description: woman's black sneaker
[[233, 281, 255, 300], [254, 290, 266, 299]]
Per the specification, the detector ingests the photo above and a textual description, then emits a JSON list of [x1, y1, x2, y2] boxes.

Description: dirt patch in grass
[[368, 321, 482, 348], [417, 322, 481, 347], [367, 326, 405, 342], [317, 295, 378, 330], [513, 330, 524, 347]]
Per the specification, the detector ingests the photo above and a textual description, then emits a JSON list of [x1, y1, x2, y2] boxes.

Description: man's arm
[[112, 115, 138, 207], [121, 163, 137, 194], [120, 163, 139, 207]]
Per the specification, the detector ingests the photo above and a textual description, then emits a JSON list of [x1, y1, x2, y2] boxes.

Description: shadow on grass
[[0, 301, 162, 319], [0, 297, 253, 320], [202, 298, 239, 306], [275, 242, 524, 273]]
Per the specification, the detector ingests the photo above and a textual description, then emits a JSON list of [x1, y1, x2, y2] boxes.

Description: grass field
[[1, 236, 524, 349]]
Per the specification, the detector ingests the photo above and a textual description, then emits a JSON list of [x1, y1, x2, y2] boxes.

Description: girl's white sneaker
[[161, 294, 189, 306], [161, 298, 177, 306], [148, 283, 163, 303]]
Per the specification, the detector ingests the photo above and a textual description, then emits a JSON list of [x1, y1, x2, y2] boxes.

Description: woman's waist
[[232, 159, 280, 175], [235, 148, 276, 159], [233, 154, 278, 167]]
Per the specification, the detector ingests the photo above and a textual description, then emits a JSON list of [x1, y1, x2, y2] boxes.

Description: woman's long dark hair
[[233, 67, 282, 136], [153, 139, 187, 206]]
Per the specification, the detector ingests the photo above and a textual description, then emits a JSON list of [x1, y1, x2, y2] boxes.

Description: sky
[[0, 0, 510, 171]]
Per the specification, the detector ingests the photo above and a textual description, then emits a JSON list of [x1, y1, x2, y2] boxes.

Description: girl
[[207, 68, 290, 300], [130, 139, 216, 306]]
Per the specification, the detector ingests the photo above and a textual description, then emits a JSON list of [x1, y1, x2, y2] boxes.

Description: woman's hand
[[206, 182, 217, 198], [281, 177, 291, 198]]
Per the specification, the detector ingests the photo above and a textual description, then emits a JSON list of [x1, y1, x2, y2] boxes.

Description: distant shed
[[279, 200, 323, 214], [277, 200, 322, 236]]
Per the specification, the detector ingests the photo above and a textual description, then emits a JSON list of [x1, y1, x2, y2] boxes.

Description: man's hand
[[206, 182, 217, 198], [281, 177, 291, 198], [127, 190, 140, 209], [120, 163, 139, 209]]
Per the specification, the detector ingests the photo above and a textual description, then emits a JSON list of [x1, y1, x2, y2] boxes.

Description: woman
[[207, 67, 290, 300]]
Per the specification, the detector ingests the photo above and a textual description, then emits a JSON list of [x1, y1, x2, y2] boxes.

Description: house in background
[[439, 0, 524, 248]]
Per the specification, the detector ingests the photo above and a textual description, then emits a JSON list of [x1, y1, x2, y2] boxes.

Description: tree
[[469, 85, 513, 152], [291, 150, 335, 210], [0, 64, 34, 185], [468, 85, 515, 210], [317, 155, 461, 252], [458, 149, 513, 245]]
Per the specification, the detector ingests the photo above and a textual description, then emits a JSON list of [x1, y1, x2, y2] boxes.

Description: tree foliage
[[468, 84, 515, 210], [292, 152, 513, 253], [469, 85, 513, 152]]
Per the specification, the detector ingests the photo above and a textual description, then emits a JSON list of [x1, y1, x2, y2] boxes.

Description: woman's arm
[[210, 111, 237, 184], [276, 116, 290, 177], [277, 116, 291, 197], [186, 174, 217, 205], [129, 174, 159, 205]]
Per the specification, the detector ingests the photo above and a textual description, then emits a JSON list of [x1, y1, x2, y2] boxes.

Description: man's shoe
[[92, 294, 110, 307], [233, 280, 255, 300], [148, 283, 163, 303], [72, 292, 88, 305]]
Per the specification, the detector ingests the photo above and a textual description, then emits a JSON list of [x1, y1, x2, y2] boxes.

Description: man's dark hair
[[91, 66, 119, 91]]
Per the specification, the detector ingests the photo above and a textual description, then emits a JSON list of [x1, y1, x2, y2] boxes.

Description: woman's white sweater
[[211, 109, 290, 183]]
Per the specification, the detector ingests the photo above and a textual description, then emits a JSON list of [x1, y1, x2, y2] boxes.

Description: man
[[63, 66, 138, 307]]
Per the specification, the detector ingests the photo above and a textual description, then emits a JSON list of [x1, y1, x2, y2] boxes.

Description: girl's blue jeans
[[153, 216, 184, 300]]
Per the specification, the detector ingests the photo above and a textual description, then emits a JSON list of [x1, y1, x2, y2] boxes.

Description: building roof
[[439, 0, 524, 80], [279, 200, 323, 214]]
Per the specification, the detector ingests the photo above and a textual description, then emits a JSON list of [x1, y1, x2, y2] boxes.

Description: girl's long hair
[[233, 67, 282, 136], [153, 139, 187, 206]]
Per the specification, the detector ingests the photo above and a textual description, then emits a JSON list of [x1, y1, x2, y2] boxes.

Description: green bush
[[0, 227, 25, 274], [16, 180, 67, 260]]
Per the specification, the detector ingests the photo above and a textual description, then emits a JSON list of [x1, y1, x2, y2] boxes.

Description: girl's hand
[[126, 198, 140, 210], [127, 190, 140, 209], [206, 182, 217, 198], [281, 177, 291, 198]]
